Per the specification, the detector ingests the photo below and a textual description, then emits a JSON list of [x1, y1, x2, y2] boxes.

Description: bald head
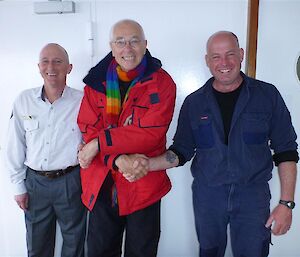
[[205, 31, 244, 92], [206, 31, 240, 53], [110, 19, 146, 42], [39, 43, 70, 64], [38, 43, 72, 90]]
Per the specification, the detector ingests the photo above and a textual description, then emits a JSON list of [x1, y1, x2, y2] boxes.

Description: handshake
[[77, 140, 151, 182], [78, 142, 179, 183], [115, 154, 150, 182]]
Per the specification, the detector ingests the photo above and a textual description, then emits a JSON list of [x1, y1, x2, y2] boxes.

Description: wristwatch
[[279, 200, 295, 209]]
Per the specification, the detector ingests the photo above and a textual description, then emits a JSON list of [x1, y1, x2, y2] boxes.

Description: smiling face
[[205, 31, 244, 92], [38, 44, 72, 89], [110, 20, 147, 72]]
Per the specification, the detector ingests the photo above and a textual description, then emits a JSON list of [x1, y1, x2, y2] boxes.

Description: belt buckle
[[55, 171, 62, 178], [45, 171, 61, 178], [42, 166, 75, 179]]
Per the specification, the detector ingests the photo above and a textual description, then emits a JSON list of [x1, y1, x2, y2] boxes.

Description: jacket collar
[[83, 49, 162, 93]]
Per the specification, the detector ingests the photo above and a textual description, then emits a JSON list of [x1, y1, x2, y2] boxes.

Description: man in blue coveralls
[[117, 31, 298, 257]]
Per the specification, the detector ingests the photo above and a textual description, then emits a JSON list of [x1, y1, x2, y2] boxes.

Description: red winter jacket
[[77, 51, 176, 215]]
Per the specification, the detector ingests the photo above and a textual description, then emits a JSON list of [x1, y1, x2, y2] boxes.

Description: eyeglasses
[[112, 38, 143, 49]]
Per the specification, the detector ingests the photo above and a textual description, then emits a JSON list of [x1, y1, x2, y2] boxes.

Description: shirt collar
[[34, 85, 69, 101]]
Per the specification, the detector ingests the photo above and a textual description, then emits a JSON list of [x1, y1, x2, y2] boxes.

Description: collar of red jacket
[[83, 49, 162, 93]]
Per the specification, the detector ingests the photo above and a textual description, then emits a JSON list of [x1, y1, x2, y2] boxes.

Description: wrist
[[112, 154, 122, 170], [115, 155, 125, 169], [148, 158, 155, 171]]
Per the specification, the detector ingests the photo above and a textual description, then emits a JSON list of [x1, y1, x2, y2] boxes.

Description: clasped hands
[[115, 154, 150, 182], [77, 138, 98, 169], [78, 140, 149, 182]]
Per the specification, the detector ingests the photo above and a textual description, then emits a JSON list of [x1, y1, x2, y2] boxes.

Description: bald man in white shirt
[[5, 43, 86, 257]]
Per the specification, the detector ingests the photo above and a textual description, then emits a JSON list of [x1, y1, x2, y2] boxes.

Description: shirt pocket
[[56, 121, 82, 142], [24, 119, 39, 134], [191, 117, 215, 149], [242, 112, 270, 145]]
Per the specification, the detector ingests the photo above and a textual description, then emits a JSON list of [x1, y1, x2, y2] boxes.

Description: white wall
[[256, 1, 300, 257], [0, 1, 298, 257]]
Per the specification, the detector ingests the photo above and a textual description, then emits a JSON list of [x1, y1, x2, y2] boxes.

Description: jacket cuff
[[168, 146, 187, 166], [97, 137, 101, 152], [104, 154, 121, 171], [273, 150, 299, 166]]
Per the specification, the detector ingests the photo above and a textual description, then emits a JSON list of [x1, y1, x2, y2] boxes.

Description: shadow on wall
[[297, 55, 300, 83]]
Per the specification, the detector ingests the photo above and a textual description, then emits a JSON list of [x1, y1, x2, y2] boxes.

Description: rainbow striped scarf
[[106, 56, 146, 126]]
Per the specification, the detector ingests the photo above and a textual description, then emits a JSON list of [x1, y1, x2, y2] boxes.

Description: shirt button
[[44, 158, 47, 162], [46, 142, 49, 145]]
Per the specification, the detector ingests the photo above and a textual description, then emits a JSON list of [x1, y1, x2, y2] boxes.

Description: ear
[[205, 54, 209, 67], [239, 48, 244, 62], [110, 42, 115, 57], [67, 64, 73, 74], [37, 63, 42, 74], [144, 40, 148, 55]]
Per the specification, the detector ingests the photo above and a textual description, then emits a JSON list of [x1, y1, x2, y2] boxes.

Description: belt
[[29, 165, 79, 179]]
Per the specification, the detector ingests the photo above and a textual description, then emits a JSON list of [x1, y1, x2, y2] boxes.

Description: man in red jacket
[[77, 19, 176, 257]]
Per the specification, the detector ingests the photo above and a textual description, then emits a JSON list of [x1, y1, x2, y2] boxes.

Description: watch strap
[[279, 200, 295, 209]]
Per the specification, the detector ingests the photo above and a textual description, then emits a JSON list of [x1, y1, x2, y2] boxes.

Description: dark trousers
[[25, 166, 86, 257], [193, 182, 271, 257], [87, 174, 161, 257]]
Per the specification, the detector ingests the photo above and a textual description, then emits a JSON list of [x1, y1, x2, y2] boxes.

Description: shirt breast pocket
[[242, 112, 270, 145], [24, 120, 39, 134], [60, 121, 82, 141], [192, 118, 215, 149]]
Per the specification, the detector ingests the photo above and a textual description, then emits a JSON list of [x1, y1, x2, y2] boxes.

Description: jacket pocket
[[132, 104, 169, 128]]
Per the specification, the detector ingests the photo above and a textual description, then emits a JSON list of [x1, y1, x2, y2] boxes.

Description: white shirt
[[5, 86, 83, 195]]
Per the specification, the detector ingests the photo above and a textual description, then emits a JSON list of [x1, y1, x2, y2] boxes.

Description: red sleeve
[[77, 85, 104, 144], [77, 85, 110, 166]]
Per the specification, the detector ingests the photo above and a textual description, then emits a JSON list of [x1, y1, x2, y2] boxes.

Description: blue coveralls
[[171, 72, 298, 257]]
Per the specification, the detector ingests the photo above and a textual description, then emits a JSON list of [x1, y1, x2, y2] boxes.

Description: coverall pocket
[[192, 118, 215, 149], [242, 112, 269, 145]]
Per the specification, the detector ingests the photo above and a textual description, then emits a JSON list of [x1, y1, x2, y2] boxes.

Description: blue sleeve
[[269, 88, 298, 154], [169, 97, 196, 164]]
